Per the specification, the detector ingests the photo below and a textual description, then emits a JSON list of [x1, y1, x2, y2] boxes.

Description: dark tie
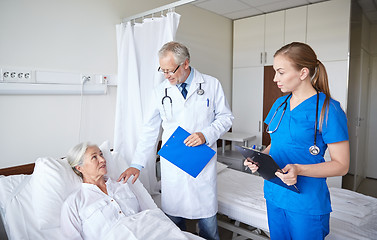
[[181, 82, 188, 99]]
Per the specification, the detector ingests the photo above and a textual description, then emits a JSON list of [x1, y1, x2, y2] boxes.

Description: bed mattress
[[217, 168, 268, 232], [216, 167, 377, 240]]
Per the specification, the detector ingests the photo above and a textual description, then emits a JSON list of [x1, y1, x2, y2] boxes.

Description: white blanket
[[104, 208, 189, 240], [0, 155, 204, 240], [330, 187, 377, 226]]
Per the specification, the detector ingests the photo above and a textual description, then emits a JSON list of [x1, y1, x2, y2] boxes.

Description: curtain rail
[[122, 0, 196, 23]]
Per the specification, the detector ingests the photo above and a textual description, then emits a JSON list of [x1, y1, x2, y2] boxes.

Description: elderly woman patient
[[61, 142, 189, 240]]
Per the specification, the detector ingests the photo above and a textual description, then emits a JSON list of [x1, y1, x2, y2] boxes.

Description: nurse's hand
[[184, 132, 205, 147], [244, 158, 259, 173], [117, 167, 140, 184], [275, 164, 298, 186]]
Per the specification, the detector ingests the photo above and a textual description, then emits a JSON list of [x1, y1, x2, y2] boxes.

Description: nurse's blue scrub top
[[264, 92, 348, 215]]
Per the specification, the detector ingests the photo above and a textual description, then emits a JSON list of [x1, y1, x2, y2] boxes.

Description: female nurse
[[244, 42, 350, 240]]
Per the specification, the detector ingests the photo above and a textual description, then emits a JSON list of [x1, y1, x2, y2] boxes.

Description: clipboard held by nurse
[[236, 145, 300, 193]]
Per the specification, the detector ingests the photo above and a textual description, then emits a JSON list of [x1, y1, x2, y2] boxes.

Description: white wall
[[0, 0, 232, 168], [176, 5, 233, 103]]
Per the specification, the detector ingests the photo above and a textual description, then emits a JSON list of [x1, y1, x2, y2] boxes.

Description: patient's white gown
[[61, 178, 188, 240]]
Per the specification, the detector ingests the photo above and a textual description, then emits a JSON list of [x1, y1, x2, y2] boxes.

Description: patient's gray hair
[[158, 41, 190, 65], [66, 142, 92, 178]]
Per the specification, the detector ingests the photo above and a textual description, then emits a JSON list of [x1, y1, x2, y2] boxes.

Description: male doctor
[[118, 41, 233, 240]]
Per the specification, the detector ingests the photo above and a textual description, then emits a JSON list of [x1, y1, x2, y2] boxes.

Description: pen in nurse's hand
[[244, 156, 258, 172], [244, 161, 249, 171], [277, 169, 299, 192], [244, 145, 257, 171]]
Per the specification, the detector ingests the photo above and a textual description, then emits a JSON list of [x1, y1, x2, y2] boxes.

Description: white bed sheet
[[217, 167, 268, 232], [217, 166, 377, 240], [0, 175, 64, 240]]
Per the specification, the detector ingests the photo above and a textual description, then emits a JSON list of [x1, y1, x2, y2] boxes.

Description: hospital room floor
[[186, 215, 268, 240], [185, 218, 232, 240]]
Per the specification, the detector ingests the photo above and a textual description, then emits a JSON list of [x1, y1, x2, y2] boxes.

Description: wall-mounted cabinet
[[264, 11, 285, 65], [232, 67, 264, 145], [285, 6, 307, 44], [233, 11, 285, 68], [307, 0, 351, 61], [233, 15, 264, 68]]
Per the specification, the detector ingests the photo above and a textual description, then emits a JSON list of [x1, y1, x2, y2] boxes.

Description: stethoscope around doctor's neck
[[161, 82, 204, 105], [266, 91, 321, 156], [161, 82, 205, 118]]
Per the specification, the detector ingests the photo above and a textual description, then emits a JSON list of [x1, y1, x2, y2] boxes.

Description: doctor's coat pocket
[[194, 100, 215, 124]]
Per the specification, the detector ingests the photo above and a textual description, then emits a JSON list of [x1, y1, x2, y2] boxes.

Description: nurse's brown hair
[[274, 42, 330, 130]]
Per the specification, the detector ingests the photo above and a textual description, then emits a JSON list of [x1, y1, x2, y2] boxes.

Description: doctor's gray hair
[[158, 41, 190, 65], [66, 142, 91, 178]]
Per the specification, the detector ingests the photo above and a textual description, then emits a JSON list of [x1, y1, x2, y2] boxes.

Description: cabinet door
[[285, 6, 307, 44], [307, 0, 351, 61], [232, 67, 264, 145], [264, 11, 285, 65], [233, 15, 265, 68]]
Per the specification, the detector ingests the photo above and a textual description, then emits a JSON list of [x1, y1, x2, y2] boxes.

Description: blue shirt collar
[[178, 67, 193, 90]]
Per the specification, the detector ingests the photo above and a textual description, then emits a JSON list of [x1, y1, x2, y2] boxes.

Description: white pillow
[[99, 140, 120, 180], [31, 157, 81, 230], [0, 174, 29, 210], [0, 174, 66, 240], [0, 174, 30, 237], [31, 141, 117, 230]]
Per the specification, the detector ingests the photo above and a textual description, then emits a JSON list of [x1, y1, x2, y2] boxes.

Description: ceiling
[[191, 0, 377, 23]]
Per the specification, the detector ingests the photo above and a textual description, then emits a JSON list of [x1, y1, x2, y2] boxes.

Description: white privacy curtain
[[114, 12, 180, 194]]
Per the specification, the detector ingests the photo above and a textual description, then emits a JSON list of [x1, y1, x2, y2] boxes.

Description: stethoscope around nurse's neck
[[266, 91, 320, 156]]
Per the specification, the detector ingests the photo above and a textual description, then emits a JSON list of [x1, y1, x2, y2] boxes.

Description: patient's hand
[[118, 167, 140, 184], [244, 158, 259, 173]]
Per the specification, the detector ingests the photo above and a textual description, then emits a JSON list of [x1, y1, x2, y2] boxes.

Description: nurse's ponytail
[[311, 60, 331, 130], [274, 42, 330, 130]]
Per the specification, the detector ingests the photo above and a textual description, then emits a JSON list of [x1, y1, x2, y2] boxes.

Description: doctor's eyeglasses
[[158, 64, 181, 76]]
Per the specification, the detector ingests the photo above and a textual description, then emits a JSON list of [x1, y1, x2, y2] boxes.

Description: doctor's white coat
[[132, 68, 233, 219]]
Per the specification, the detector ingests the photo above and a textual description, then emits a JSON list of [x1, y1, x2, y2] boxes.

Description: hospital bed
[[0, 142, 204, 240], [216, 162, 377, 240]]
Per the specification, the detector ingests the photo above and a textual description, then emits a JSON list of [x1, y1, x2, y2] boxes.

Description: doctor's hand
[[275, 164, 298, 186], [244, 158, 259, 173], [184, 132, 206, 147], [117, 167, 140, 184]]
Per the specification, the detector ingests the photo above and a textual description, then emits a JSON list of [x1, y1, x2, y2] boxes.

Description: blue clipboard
[[158, 126, 216, 178]]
